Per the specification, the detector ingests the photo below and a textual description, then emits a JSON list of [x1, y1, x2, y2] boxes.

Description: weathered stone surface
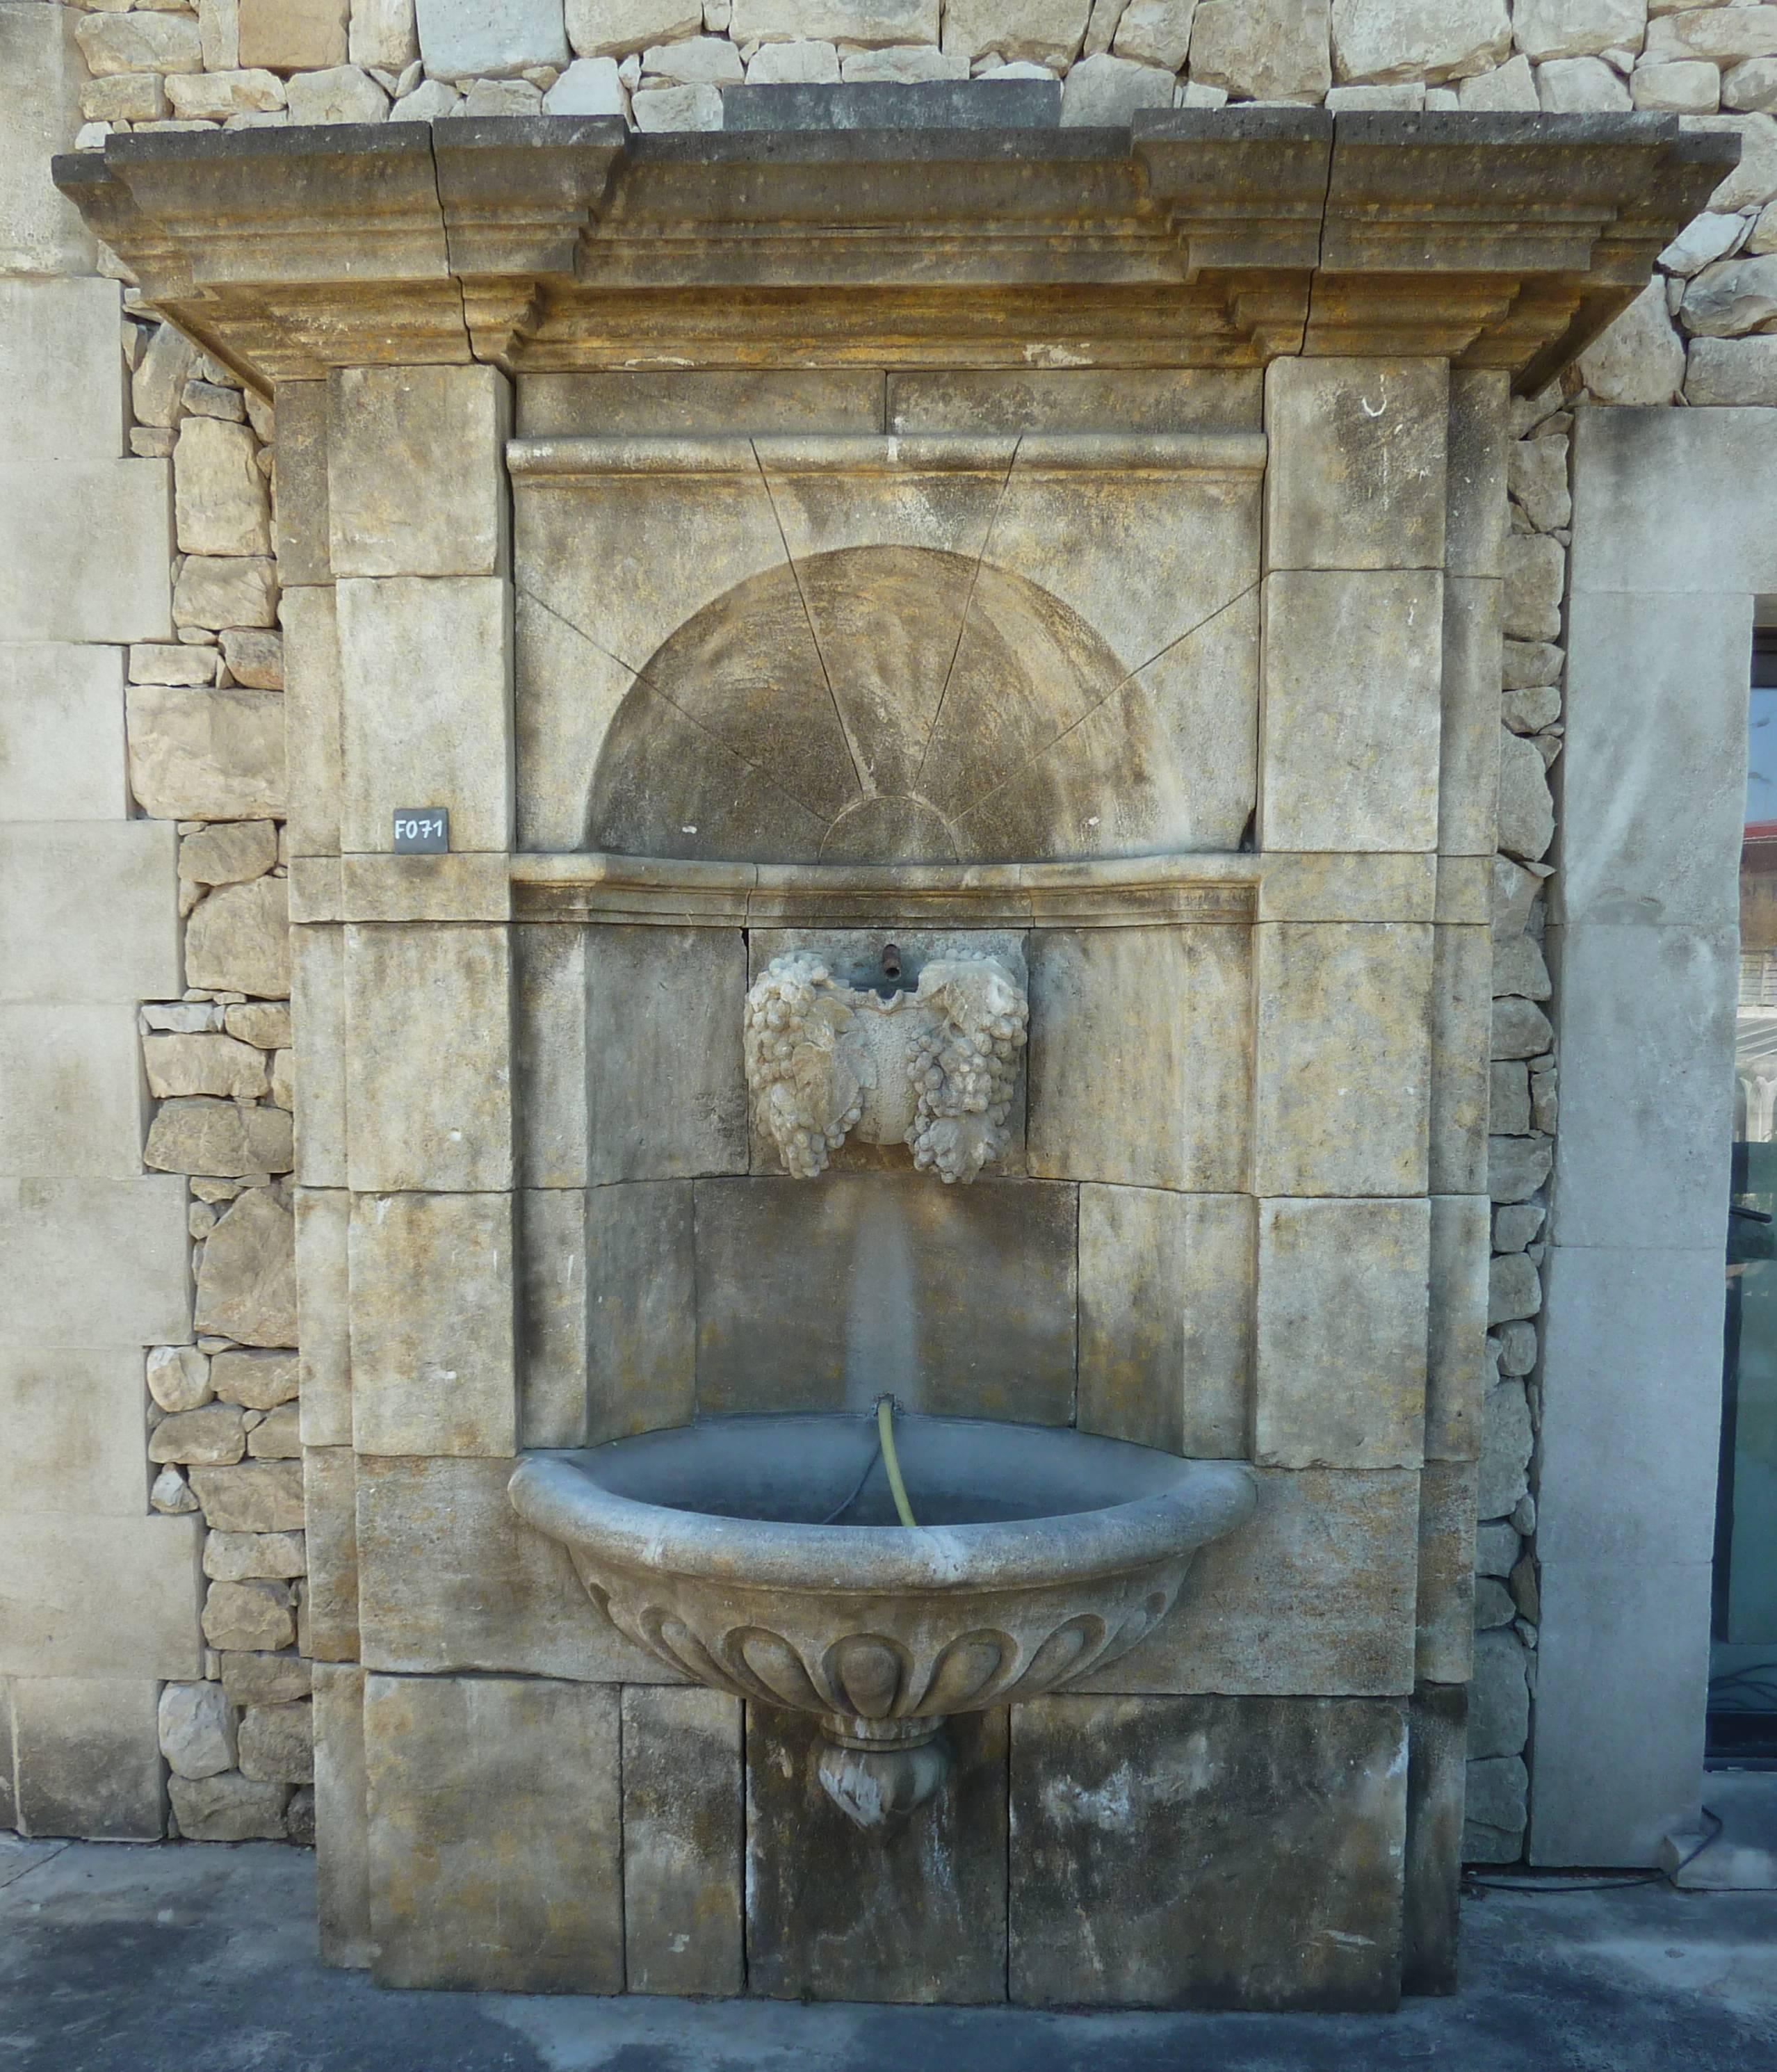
[[1536, 53, 1632, 110], [1648, 8, 1777, 65], [211, 1348, 299, 1409], [145, 1098, 292, 1178], [221, 629, 284, 691], [172, 556, 279, 633], [1010, 1695, 1407, 2010], [1090, 1468, 1418, 1697], [1477, 1380, 1534, 1521], [76, 10, 204, 74], [745, 38, 841, 83], [364, 1673, 622, 1991], [1502, 531, 1564, 643], [622, 1687, 745, 1997], [1682, 252, 1777, 337], [238, 1699, 313, 1784], [1190, 0, 1331, 98], [1687, 334, 1777, 403], [1488, 1132, 1553, 1205], [1028, 925, 1249, 1191], [164, 69, 286, 123], [1333, 0, 1510, 80], [303, 1446, 359, 1663], [219, 1649, 311, 1706], [567, 0, 701, 56], [202, 1578, 295, 1653], [126, 686, 284, 823], [327, 367, 507, 580], [247, 1402, 300, 1457], [350, 0, 420, 67], [1493, 995, 1553, 1061], [186, 876, 290, 999], [543, 55, 627, 109], [1471, 1626, 1530, 1761], [1514, 0, 1647, 63], [1502, 640, 1562, 692], [414, 0, 569, 76], [226, 1002, 292, 1049], [747, 1703, 1006, 2002], [1078, 1186, 1252, 1458], [1488, 1252, 1542, 1328], [1256, 1197, 1429, 1469], [349, 1191, 517, 1457], [355, 1454, 668, 1680], [1416, 1459, 1477, 1685], [149, 1402, 248, 1467], [1403, 1681, 1466, 1996], [312, 1662, 371, 1967], [1573, 280, 1685, 404], [147, 1344, 212, 1414], [169, 1772, 288, 1842], [631, 81, 724, 128], [129, 642, 215, 690], [239, 0, 348, 70], [1496, 729, 1555, 862], [204, 1529, 306, 1582], [175, 416, 271, 558], [285, 63, 393, 123], [181, 822, 279, 889], [1058, 51, 1176, 122], [193, 1188, 297, 1348], [1427, 1194, 1488, 1462], [158, 1679, 236, 1781], [1265, 358, 1447, 573], [1509, 434, 1571, 534], [1634, 58, 1721, 113]]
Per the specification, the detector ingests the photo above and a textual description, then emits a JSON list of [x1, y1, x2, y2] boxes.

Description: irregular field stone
[[145, 1097, 292, 1179], [238, 0, 349, 70], [1477, 1381, 1534, 1520], [222, 628, 284, 690], [144, 1034, 269, 1100], [1470, 1628, 1530, 1759], [202, 1577, 296, 1652], [126, 686, 285, 821], [151, 1466, 200, 1515], [76, 11, 204, 74], [225, 1003, 292, 1049], [179, 820, 279, 888], [238, 1699, 314, 1785], [1573, 280, 1685, 404], [210, 1347, 299, 1408], [170, 1772, 289, 1842], [1492, 996, 1553, 1060], [1488, 1252, 1542, 1327], [1190, 0, 1333, 99], [567, 0, 702, 58], [147, 1343, 212, 1414], [1502, 533, 1564, 641], [220, 1649, 311, 1705], [149, 1402, 248, 1466], [195, 1187, 297, 1348], [1331, 0, 1510, 84], [175, 416, 271, 558], [1058, 51, 1175, 123], [185, 875, 291, 998], [1687, 334, 1777, 404], [415, 0, 569, 77], [247, 1402, 302, 1457], [204, 1528, 307, 1581], [1489, 1133, 1554, 1204], [1496, 728, 1555, 861], [158, 1681, 237, 1781], [173, 556, 279, 632]]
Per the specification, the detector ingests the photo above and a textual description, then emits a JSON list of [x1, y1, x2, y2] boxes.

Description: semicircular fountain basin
[[509, 1411, 1257, 1827]]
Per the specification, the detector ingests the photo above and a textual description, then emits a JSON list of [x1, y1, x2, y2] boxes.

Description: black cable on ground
[[1466, 1808, 1725, 1895]]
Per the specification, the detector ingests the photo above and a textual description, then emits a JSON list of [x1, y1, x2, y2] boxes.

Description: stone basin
[[508, 1411, 1257, 1826]]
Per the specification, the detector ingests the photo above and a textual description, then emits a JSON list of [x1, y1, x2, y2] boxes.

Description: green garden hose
[[877, 1395, 919, 1529]]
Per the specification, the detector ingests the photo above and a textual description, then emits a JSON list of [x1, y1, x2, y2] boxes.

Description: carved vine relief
[[743, 952, 1030, 1184]]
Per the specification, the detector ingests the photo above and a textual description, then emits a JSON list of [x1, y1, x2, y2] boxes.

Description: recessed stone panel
[[364, 1672, 622, 1993], [1078, 1187, 1252, 1458], [694, 1174, 1076, 1423], [1009, 1694, 1408, 2010], [586, 926, 747, 1182], [355, 1452, 670, 1681], [519, 1187, 589, 1450], [514, 924, 587, 1188], [1252, 922, 1432, 1199], [1254, 1197, 1429, 1471], [1027, 925, 1250, 1192], [588, 1180, 695, 1443], [622, 1685, 744, 1998], [349, 1192, 517, 1459], [745, 1703, 1007, 2004]]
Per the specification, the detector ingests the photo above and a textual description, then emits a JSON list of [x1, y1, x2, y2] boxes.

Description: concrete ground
[[2, 1837, 1774, 2072]]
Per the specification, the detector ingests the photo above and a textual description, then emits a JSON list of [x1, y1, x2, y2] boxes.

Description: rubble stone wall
[[5, 0, 1765, 1866]]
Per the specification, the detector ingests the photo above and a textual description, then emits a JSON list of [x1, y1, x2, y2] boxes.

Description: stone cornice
[[55, 110, 1732, 392]]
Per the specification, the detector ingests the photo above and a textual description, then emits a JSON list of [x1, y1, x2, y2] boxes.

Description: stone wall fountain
[[59, 93, 1726, 2009]]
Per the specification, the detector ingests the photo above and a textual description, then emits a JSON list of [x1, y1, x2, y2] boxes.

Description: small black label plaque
[[393, 808, 450, 854]]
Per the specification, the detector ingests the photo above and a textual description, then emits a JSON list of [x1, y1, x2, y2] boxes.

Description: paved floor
[[2, 1836, 1774, 2072]]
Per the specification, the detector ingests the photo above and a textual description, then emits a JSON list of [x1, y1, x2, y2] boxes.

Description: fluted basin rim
[[508, 1413, 1258, 1596]]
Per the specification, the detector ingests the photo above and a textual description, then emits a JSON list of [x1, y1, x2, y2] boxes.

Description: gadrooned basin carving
[[508, 1411, 1258, 1827]]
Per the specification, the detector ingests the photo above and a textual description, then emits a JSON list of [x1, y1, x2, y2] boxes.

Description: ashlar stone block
[[296, 1187, 351, 1446], [349, 1191, 517, 1458], [313, 1662, 371, 1968], [0, 642, 128, 822], [303, 1446, 359, 1664], [281, 587, 342, 859], [1009, 1694, 1407, 2010], [519, 1188, 590, 1449], [0, 1347, 153, 1519], [1258, 571, 1443, 853], [0, 1003, 147, 1181], [127, 683, 284, 823], [1264, 357, 1449, 572], [0, 1512, 202, 1681], [0, 821, 179, 1005], [622, 1686, 745, 1998], [327, 366, 509, 578], [1440, 576, 1504, 859], [1426, 1194, 1489, 1462], [514, 925, 587, 1187], [1429, 923, 1491, 1197], [0, 5, 99, 275], [364, 1672, 621, 1991], [1255, 1197, 1429, 1471], [0, 461, 172, 644], [585, 1179, 695, 1443], [291, 925, 346, 1190], [1078, 1186, 1253, 1458], [0, 1175, 189, 1349], [1253, 922, 1433, 1198], [12, 1676, 165, 1841], [1415, 1459, 1477, 1687], [273, 383, 331, 588], [344, 924, 512, 1192], [1445, 368, 1509, 581], [1027, 925, 1250, 1191], [1404, 1681, 1466, 1997]]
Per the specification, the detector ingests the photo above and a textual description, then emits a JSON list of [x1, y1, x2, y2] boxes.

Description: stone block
[[186, 875, 291, 999], [282, 588, 342, 859], [248, 1404, 300, 1458], [586, 926, 747, 1182], [12, 1677, 164, 1841], [364, 1672, 621, 1990], [520, 1188, 588, 1449], [1488, 1131, 1552, 1206], [304, 1446, 359, 1664], [343, 924, 512, 1192], [1264, 357, 1447, 573], [0, 1003, 146, 1180], [1078, 1187, 1253, 1459], [296, 1188, 351, 1446], [0, 3, 98, 275], [203, 1578, 295, 1653], [415, 0, 569, 77], [175, 416, 272, 558], [885, 368, 1262, 436], [0, 1347, 152, 1519], [1255, 1197, 1429, 1471], [1027, 925, 1250, 1191], [1687, 335, 1777, 405], [747, 1703, 1006, 2003], [126, 684, 284, 823], [159, 1679, 236, 1780], [1404, 1681, 1466, 1996], [1187, 0, 1332, 100], [219, 1649, 311, 1705], [1416, 1459, 1477, 1687], [0, 461, 170, 644], [145, 1097, 293, 1179], [1470, 1626, 1529, 1762], [354, 1452, 675, 1681], [149, 1403, 247, 1467], [1429, 925, 1493, 1197], [1439, 577, 1503, 857], [172, 555, 279, 633], [0, 1512, 202, 1680], [273, 383, 331, 587], [149, 1345, 212, 1416], [336, 577, 512, 853], [1258, 572, 1443, 853], [144, 1033, 267, 1101], [622, 1686, 744, 1996], [1258, 852, 1435, 924], [188, 1459, 305, 1533], [694, 1174, 1076, 1424], [1445, 368, 1509, 581], [514, 925, 586, 1187], [195, 1186, 297, 1347], [327, 366, 509, 578], [1502, 531, 1564, 641], [1426, 1195, 1488, 1463], [203, 1530, 306, 1582], [313, 1662, 371, 1968], [1087, 1468, 1419, 1698], [284, 60, 391, 124], [1476, 1381, 1532, 1522], [337, 854, 510, 923], [169, 1772, 289, 1842], [291, 925, 346, 1189], [0, 1175, 189, 1349], [1252, 923, 1433, 1198], [584, 1180, 696, 1446], [1009, 1694, 1407, 2010], [0, 820, 179, 1005], [239, 1699, 312, 1784], [349, 1191, 517, 1457], [0, 642, 127, 822], [239, 0, 347, 71]]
